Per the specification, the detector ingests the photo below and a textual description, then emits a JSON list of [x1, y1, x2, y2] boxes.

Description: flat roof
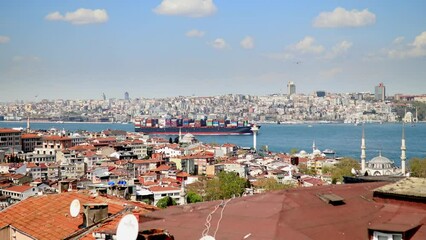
[[374, 177, 426, 198]]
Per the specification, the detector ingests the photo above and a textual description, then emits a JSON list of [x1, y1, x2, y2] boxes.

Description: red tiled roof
[[153, 164, 171, 171], [69, 145, 96, 151], [176, 171, 190, 177], [149, 186, 180, 192], [3, 185, 33, 193], [0, 128, 21, 133], [0, 192, 155, 239], [21, 133, 41, 139], [43, 135, 72, 141]]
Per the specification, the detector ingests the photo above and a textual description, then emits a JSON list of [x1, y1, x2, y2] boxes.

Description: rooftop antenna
[[116, 214, 139, 240], [69, 199, 81, 217]]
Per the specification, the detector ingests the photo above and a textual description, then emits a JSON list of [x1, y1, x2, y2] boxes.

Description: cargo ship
[[134, 118, 260, 135]]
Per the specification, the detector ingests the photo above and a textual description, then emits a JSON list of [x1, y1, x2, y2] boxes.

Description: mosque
[[360, 126, 406, 176]]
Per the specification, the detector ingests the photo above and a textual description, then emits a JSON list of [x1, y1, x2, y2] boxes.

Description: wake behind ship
[[134, 118, 260, 135]]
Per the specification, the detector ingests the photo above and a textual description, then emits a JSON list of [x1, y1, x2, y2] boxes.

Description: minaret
[[401, 124, 406, 175], [312, 140, 316, 154], [361, 125, 366, 173], [26, 116, 30, 133], [251, 125, 259, 151], [178, 128, 182, 142]]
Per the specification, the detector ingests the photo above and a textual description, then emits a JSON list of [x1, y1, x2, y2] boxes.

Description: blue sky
[[1, 0, 426, 101]]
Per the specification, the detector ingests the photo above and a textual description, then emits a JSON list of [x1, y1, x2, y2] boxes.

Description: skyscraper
[[287, 81, 296, 96], [374, 83, 385, 101], [124, 92, 130, 101]]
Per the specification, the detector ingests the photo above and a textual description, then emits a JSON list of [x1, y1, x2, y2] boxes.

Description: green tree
[[255, 178, 294, 192], [290, 148, 299, 155], [410, 158, 426, 178], [205, 171, 248, 201], [298, 163, 316, 175], [186, 191, 203, 203], [329, 158, 360, 183], [156, 196, 177, 209]]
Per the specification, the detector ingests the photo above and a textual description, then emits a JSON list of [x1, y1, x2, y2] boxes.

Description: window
[[373, 231, 402, 240]]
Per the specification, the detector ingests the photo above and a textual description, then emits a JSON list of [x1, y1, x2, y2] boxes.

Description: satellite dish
[[116, 214, 139, 240], [200, 236, 215, 240], [70, 199, 81, 218]]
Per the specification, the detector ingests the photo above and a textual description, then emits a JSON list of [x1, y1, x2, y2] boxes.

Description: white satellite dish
[[200, 236, 215, 240], [70, 199, 81, 218], [116, 214, 139, 240]]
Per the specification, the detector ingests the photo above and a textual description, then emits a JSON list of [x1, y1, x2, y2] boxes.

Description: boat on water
[[323, 149, 336, 154], [134, 117, 260, 135]]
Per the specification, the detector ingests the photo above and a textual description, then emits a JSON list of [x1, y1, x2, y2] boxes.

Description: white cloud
[[186, 29, 205, 38], [324, 40, 353, 59], [268, 37, 352, 61], [313, 7, 376, 28], [45, 8, 108, 25], [393, 36, 405, 45], [154, 0, 217, 18], [240, 36, 254, 49], [293, 36, 324, 54], [0, 36, 10, 44], [210, 38, 228, 49], [387, 31, 426, 58]]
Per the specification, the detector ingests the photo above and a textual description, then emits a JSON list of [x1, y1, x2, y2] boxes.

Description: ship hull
[[134, 126, 259, 135]]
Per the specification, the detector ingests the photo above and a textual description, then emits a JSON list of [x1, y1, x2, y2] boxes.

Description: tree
[[298, 163, 316, 176], [156, 196, 177, 209], [174, 137, 179, 144], [290, 148, 299, 155], [205, 171, 248, 201], [255, 178, 294, 192], [329, 158, 360, 183], [169, 137, 173, 144], [186, 191, 203, 203], [410, 158, 426, 178]]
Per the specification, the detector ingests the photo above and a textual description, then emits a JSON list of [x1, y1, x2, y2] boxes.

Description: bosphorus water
[[1, 121, 425, 166]]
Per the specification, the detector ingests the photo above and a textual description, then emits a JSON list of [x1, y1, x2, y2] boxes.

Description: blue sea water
[[1, 121, 425, 165]]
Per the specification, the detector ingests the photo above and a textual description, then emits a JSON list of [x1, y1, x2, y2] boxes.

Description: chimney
[[82, 203, 108, 227]]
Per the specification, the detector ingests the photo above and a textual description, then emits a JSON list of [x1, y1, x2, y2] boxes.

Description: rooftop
[[0, 191, 156, 239], [374, 177, 426, 199], [139, 181, 426, 240]]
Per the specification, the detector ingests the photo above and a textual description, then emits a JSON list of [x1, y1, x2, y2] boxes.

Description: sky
[[0, 0, 426, 101]]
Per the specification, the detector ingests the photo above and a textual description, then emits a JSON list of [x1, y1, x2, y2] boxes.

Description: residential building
[[0, 185, 38, 204], [20, 133, 42, 153], [375, 82, 386, 101], [0, 128, 22, 152], [149, 186, 184, 206]]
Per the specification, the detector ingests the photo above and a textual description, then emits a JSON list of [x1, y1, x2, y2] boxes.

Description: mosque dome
[[313, 149, 322, 156], [367, 154, 394, 170], [181, 133, 196, 143]]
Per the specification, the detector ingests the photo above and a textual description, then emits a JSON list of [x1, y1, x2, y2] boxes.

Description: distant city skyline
[[1, 0, 426, 101]]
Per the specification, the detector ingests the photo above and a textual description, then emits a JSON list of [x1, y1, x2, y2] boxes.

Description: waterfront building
[[374, 82, 386, 101], [287, 81, 296, 95], [0, 128, 22, 152]]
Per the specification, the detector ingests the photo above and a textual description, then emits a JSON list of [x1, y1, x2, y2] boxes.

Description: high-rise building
[[124, 92, 130, 101], [374, 83, 385, 101], [287, 81, 296, 95]]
